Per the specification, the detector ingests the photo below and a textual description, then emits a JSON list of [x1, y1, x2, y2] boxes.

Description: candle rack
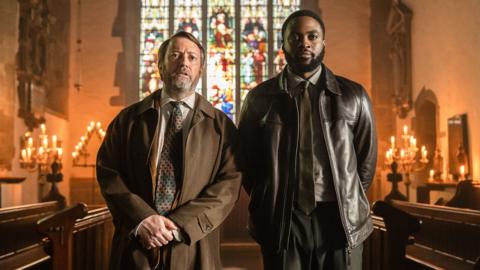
[[72, 121, 106, 168]]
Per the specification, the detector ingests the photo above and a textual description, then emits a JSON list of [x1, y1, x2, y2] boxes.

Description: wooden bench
[[0, 201, 62, 269], [0, 202, 113, 270], [392, 200, 480, 270], [363, 200, 421, 270], [37, 203, 113, 270]]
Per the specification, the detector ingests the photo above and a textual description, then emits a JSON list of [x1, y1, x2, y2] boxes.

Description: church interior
[[1, 0, 479, 269]]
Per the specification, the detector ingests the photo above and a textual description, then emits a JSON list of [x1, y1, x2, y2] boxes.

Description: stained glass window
[[138, 0, 301, 121], [240, 0, 268, 104], [139, 0, 169, 100], [273, 0, 300, 74], [207, 1, 235, 119]]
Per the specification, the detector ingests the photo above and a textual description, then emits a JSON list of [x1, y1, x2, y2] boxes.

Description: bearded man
[[97, 31, 241, 270], [239, 10, 377, 270]]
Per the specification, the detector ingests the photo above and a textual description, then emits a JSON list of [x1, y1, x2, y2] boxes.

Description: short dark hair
[[281, 9, 326, 41], [157, 31, 206, 69]]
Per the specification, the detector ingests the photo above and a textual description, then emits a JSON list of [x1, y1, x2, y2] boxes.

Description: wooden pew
[[0, 201, 62, 269], [71, 205, 113, 270], [363, 201, 421, 270], [37, 203, 113, 270], [392, 200, 480, 270]]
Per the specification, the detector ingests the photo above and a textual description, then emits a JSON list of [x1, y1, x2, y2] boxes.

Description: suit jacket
[[96, 90, 242, 270]]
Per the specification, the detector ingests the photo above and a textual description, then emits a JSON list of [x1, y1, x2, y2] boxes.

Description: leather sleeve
[[353, 88, 378, 191], [238, 93, 261, 195]]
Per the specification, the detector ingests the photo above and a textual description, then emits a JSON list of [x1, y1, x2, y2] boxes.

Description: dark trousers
[[262, 202, 363, 270]]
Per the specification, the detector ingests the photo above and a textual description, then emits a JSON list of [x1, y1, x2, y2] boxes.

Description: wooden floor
[[221, 242, 263, 270]]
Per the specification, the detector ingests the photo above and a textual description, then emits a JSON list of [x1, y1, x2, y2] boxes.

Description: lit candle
[[90, 121, 95, 128], [87, 125, 93, 133], [26, 148, 32, 161], [390, 136, 395, 149], [57, 148, 63, 160], [52, 135, 57, 149], [72, 151, 78, 159], [21, 149, 27, 161], [420, 146, 426, 159], [429, 169, 434, 181], [38, 146, 45, 156], [96, 122, 101, 129], [27, 137, 33, 148], [403, 125, 408, 135], [460, 165, 465, 180], [400, 149, 405, 159], [40, 124, 46, 134], [42, 137, 48, 148]]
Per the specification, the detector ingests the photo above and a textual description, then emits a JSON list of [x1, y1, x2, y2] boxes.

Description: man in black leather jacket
[[239, 10, 377, 270]]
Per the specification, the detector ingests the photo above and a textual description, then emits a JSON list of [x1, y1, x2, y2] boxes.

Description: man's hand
[[136, 215, 178, 249]]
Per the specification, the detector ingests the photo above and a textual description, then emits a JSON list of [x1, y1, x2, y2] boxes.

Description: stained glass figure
[[240, 0, 267, 104], [207, 1, 235, 119]]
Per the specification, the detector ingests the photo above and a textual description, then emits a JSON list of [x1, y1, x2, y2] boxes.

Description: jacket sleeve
[[167, 119, 242, 245], [96, 114, 157, 229], [237, 93, 261, 195], [353, 88, 378, 192]]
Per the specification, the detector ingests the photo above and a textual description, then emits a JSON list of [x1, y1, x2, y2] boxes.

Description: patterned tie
[[296, 81, 316, 215], [155, 101, 183, 215]]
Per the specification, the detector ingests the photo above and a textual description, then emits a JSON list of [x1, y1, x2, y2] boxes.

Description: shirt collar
[[286, 65, 323, 91], [160, 89, 196, 110]]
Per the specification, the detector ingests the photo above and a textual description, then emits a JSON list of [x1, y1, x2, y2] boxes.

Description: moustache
[[295, 49, 314, 57], [173, 67, 191, 77]]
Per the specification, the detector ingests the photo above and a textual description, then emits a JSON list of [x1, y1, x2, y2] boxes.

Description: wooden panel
[[70, 177, 105, 205], [72, 206, 113, 270]]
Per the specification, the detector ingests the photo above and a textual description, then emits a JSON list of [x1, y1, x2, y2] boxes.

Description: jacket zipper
[[317, 90, 353, 250], [346, 246, 352, 267]]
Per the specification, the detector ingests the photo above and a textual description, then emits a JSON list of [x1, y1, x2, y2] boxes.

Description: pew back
[[393, 200, 480, 270], [0, 201, 62, 269]]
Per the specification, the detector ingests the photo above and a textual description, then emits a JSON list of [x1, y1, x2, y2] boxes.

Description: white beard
[[172, 75, 192, 92]]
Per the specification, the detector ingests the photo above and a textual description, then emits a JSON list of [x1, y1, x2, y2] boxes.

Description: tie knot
[[171, 101, 183, 114], [293, 81, 310, 97]]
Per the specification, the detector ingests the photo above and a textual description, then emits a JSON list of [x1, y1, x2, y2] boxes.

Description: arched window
[[139, 0, 300, 121]]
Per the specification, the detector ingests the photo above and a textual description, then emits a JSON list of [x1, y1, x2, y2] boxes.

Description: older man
[[97, 31, 241, 270], [239, 10, 377, 270]]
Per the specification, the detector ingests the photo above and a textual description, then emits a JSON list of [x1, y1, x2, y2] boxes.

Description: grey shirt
[[287, 66, 336, 202]]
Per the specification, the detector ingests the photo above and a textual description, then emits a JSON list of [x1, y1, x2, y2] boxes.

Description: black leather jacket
[[239, 65, 377, 252]]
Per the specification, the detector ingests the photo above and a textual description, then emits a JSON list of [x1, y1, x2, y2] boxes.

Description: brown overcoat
[[96, 90, 242, 270]]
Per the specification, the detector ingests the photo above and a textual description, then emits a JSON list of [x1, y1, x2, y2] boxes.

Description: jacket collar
[[136, 89, 215, 119], [137, 89, 160, 115], [278, 64, 342, 96]]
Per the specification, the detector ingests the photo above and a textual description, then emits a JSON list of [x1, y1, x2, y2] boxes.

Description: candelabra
[[19, 123, 64, 201], [384, 125, 429, 200]]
